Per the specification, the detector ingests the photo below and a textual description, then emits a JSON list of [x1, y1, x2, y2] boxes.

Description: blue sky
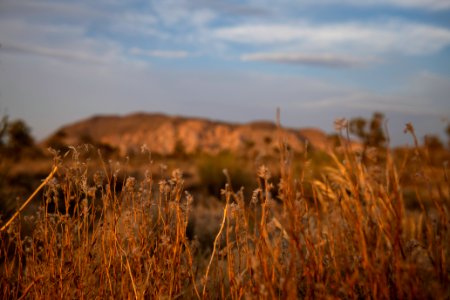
[[0, 0, 449, 145]]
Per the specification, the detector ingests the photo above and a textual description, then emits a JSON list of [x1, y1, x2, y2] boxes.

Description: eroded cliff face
[[45, 113, 330, 155]]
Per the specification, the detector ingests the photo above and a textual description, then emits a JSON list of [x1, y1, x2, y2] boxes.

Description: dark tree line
[[0, 115, 38, 159], [349, 112, 387, 149], [349, 112, 450, 148]]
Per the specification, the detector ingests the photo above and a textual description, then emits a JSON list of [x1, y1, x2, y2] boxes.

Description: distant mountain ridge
[[44, 112, 331, 155]]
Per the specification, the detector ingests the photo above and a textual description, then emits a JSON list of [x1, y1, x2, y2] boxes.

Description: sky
[[0, 0, 450, 146]]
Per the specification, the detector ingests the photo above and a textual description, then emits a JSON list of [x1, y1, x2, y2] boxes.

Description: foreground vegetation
[[0, 118, 449, 299]]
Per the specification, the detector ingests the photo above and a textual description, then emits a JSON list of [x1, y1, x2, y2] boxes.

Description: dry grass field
[[0, 120, 449, 299]]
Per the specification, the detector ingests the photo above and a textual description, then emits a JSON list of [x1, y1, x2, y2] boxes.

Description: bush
[[197, 151, 255, 198], [0, 118, 40, 160]]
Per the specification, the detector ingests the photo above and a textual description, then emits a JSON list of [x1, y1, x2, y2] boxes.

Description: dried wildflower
[[81, 199, 89, 215], [164, 183, 171, 194], [334, 118, 348, 131], [251, 188, 261, 204], [171, 168, 183, 182], [68, 146, 79, 161], [229, 202, 238, 214], [140, 144, 149, 153], [23, 215, 35, 223], [158, 179, 167, 191], [404, 122, 415, 134], [235, 187, 245, 207], [185, 191, 194, 205], [257, 165, 271, 180], [93, 171, 104, 187], [48, 177, 59, 187], [80, 174, 89, 193], [125, 177, 136, 192], [222, 168, 231, 183]]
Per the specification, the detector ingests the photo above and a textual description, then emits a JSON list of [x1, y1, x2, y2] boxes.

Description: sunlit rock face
[[44, 112, 331, 156]]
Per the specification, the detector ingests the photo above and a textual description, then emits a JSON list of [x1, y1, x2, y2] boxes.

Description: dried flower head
[[404, 122, 415, 134], [334, 118, 348, 131], [251, 188, 262, 204], [125, 177, 136, 191], [257, 165, 271, 180], [93, 171, 104, 187], [184, 191, 194, 205], [140, 144, 149, 153], [171, 168, 183, 182]]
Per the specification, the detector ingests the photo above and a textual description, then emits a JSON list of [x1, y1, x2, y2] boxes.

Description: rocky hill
[[44, 112, 331, 156]]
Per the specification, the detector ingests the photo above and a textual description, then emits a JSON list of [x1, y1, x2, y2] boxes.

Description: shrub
[[196, 151, 255, 198]]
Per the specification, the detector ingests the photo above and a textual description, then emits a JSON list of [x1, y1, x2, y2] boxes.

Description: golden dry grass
[[0, 124, 449, 299]]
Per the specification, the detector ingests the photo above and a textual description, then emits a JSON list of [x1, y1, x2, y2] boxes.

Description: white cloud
[[0, 17, 125, 65], [110, 12, 168, 38], [0, 42, 113, 64], [130, 48, 189, 58], [215, 24, 304, 44], [328, 0, 450, 10], [189, 1, 270, 16], [247, 0, 450, 10], [214, 20, 450, 56], [304, 92, 447, 116], [0, 0, 103, 20], [241, 52, 377, 67], [190, 9, 216, 26], [0, 18, 85, 46], [152, 1, 216, 27]]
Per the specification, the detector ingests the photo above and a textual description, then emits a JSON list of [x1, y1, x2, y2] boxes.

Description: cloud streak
[[0, 42, 112, 65], [130, 48, 189, 59], [214, 20, 450, 56], [241, 52, 376, 68], [318, 0, 450, 10], [301, 92, 449, 116], [245, 0, 450, 11]]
